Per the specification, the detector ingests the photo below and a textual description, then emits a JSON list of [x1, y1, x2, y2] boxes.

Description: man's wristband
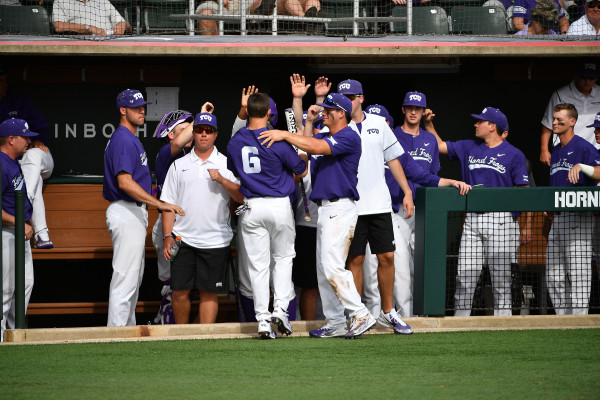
[[163, 234, 172, 239], [579, 163, 594, 178]]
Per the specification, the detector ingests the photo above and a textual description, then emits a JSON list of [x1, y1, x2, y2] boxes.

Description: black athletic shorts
[[348, 212, 395, 256], [292, 226, 318, 289], [170, 242, 229, 292]]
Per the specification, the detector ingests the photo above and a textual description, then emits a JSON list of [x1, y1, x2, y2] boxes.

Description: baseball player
[[103, 89, 184, 327], [540, 61, 600, 167], [0, 119, 37, 341], [547, 103, 600, 315], [362, 96, 470, 319], [427, 106, 531, 316], [226, 92, 307, 339], [161, 113, 243, 324], [259, 93, 376, 339]]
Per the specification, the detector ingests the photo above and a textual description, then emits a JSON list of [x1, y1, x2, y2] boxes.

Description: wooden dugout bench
[[27, 177, 236, 319]]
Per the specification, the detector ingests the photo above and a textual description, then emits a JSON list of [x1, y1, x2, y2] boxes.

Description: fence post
[[14, 190, 25, 329]]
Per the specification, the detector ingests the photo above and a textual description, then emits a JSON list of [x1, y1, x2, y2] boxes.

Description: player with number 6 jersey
[[226, 92, 307, 339]]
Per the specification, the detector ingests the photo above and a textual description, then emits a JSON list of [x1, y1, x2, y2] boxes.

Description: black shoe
[[254, 0, 276, 15]]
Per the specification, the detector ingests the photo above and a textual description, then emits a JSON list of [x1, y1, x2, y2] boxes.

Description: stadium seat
[[141, 0, 189, 34], [321, 0, 369, 34], [391, 6, 450, 34], [0, 5, 50, 35], [450, 6, 508, 34]]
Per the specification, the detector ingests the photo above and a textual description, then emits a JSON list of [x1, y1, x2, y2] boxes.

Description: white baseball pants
[[106, 200, 148, 326], [454, 212, 518, 317], [151, 213, 170, 282], [363, 211, 414, 318], [241, 197, 296, 322], [546, 212, 593, 315], [1, 227, 34, 341], [20, 148, 54, 237], [316, 199, 369, 326]]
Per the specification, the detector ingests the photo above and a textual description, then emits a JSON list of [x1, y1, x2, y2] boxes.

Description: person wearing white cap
[[0, 119, 38, 341], [103, 89, 184, 327], [161, 113, 243, 324], [567, 0, 600, 34], [540, 61, 600, 167]]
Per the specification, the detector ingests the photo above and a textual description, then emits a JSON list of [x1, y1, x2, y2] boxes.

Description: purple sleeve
[[154, 144, 172, 189], [400, 153, 441, 187], [110, 134, 137, 176], [326, 129, 360, 157], [277, 142, 306, 175], [510, 151, 530, 186]]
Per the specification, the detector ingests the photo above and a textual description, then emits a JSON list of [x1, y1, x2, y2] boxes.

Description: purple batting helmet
[[154, 110, 194, 140]]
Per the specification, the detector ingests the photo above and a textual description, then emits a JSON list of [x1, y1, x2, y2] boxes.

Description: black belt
[[315, 197, 340, 207], [135, 201, 148, 209]]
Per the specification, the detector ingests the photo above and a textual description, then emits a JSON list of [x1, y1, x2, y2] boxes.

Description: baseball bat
[[284, 107, 311, 222]]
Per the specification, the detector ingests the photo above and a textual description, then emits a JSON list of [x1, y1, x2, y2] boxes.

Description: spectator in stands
[[513, 0, 570, 33], [52, 0, 132, 36], [546, 103, 600, 315], [540, 61, 600, 166], [567, 0, 600, 34], [195, 0, 262, 35], [0, 66, 54, 250], [103, 89, 184, 327], [0, 119, 37, 342], [515, 0, 560, 34], [161, 113, 243, 324]]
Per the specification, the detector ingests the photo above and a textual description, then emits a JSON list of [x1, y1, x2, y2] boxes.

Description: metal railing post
[[353, 0, 359, 36], [14, 190, 25, 329], [407, 0, 413, 35], [272, 3, 278, 36], [218, 0, 224, 35], [241, 0, 247, 36], [188, 0, 194, 35]]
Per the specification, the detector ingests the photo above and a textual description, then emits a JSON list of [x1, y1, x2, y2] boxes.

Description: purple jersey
[[0, 92, 50, 145], [103, 125, 152, 202], [447, 139, 529, 187], [550, 135, 600, 187], [310, 126, 362, 201], [513, 0, 566, 24], [154, 143, 186, 199], [227, 127, 305, 198], [1, 151, 32, 220]]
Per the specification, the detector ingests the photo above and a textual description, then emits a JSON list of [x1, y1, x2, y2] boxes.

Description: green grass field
[[1, 329, 599, 399]]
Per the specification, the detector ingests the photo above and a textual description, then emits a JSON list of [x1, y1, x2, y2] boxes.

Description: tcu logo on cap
[[338, 83, 351, 90], [596, 114, 600, 122], [482, 108, 489, 114], [370, 107, 381, 114], [198, 115, 212, 121], [327, 94, 333, 100], [409, 94, 422, 102], [133, 93, 143, 100], [585, 63, 597, 71]]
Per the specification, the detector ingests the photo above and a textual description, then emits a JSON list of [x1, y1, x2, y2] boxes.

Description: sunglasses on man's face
[[193, 126, 215, 134], [588, 1, 600, 9]]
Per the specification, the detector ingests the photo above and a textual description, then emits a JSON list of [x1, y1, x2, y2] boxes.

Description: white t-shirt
[[567, 15, 600, 35], [541, 80, 600, 149], [52, 0, 125, 35], [160, 146, 239, 249], [350, 112, 404, 215]]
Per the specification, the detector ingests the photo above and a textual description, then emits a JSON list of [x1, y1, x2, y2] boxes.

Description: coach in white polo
[[52, 0, 132, 36], [161, 113, 243, 324]]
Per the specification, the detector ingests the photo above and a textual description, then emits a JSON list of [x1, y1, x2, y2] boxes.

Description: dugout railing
[[414, 186, 600, 316]]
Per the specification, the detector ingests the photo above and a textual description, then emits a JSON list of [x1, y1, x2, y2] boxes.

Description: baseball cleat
[[378, 309, 413, 335], [258, 319, 277, 340], [34, 234, 54, 249], [309, 323, 347, 338], [345, 313, 376, 339], [271, 307, 293, 336]]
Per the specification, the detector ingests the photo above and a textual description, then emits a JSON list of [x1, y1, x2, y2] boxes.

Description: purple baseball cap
[[317, 93, 353, 115], [471, 107, 509, 132], [194, 112, 217, 131], [337, 79, 363, 95], [313, 110, 325, 126], [577, 61, 600, 79], [269, 97, 278, 127], [403, 91, 427, 108], [154, 110, 193, 139], [587, 112, 600, 128], [0, 118, 38, 137], [366, 104, 394, 127], [116, 89, 151, 109]]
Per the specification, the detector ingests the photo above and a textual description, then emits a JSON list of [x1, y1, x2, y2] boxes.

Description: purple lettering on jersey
[[226, 127, 305, 198], [103, 125, 152, 202], [447, 139, 529, 187], [550, 135, 600, 187], [309, 126, 362, 201], [0, 151, 33, 220]]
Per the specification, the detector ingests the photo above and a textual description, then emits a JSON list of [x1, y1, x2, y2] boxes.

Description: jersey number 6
[[242, 146, 261, 174]]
